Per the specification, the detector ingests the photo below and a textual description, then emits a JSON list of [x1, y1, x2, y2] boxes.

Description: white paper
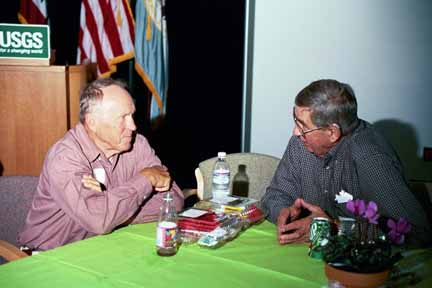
[[179, 208, 208, 218], [210, 196, 240, 205]]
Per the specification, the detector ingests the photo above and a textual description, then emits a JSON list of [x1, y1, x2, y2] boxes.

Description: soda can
[[309, 217, 331, 259]]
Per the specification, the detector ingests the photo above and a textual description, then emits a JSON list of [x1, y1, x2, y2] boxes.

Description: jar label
[[156, 221, 178, 248]]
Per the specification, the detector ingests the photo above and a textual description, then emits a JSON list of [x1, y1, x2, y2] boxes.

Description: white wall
[[249, 0, 432, 181]]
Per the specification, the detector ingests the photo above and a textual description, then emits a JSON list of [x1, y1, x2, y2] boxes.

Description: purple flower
[[346, 199, 366, 216], [387, 218, 412, 245], [363, 201, 379, 224]]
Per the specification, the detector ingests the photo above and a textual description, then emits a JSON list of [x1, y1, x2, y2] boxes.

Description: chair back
[[197, 152, 280, 200], [0, 175, 38, 264]]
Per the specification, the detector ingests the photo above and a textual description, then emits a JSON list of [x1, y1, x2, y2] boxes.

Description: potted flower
[[319, 199, 411, 288]]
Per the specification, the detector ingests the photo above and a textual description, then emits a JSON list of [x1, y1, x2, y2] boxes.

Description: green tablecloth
[[0, 221, 328, 288]]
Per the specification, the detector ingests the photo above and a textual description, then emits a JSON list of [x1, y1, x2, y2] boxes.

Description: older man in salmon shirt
[[19, 78, 184, 251]]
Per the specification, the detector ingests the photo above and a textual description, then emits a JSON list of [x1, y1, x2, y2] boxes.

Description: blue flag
[[134, 0, 168, 120]]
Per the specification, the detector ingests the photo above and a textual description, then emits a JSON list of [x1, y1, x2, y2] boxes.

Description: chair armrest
[[0, 240, 29, 262], [182, 188, 197, 199], [195, 168, 204, 200]]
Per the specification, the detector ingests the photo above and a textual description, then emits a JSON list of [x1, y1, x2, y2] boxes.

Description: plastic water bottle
[[156, 192, 178, 256], [212, 152, 230, 199]]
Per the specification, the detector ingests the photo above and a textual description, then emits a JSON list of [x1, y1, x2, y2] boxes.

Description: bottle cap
[[163, 192, 173, 202], [218, 152, 226, 158]]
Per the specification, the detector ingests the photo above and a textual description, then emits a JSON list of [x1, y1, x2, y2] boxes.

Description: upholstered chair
[[195, 152, 280, 201], [0, 175, 39, 264]]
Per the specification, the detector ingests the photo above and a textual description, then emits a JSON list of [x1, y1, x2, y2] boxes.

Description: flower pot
[[325, 263, 390, 288]]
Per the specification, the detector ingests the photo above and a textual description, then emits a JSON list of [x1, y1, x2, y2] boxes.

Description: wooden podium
[[0, 64, 96, 176]]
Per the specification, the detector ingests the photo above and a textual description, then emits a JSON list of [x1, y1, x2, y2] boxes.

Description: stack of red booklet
[[242, 204, 265, 223], [178, 212, 222, 232]]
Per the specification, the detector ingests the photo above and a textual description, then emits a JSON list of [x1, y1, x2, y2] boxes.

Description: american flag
[[18, 0, 48, 24], [77, 0, 135, 77]]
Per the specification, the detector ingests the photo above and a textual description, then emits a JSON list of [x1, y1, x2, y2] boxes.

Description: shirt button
[[326, 166, 330, 170]]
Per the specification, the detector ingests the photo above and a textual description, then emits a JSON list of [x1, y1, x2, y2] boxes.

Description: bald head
[[79, 78, 129, 124]]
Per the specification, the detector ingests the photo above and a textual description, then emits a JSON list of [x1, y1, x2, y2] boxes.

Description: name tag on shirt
[[93, 168, 106, 184]]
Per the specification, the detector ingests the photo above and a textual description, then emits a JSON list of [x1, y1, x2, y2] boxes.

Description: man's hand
[[277, 198, 329, 245], [277, 198, 304, 244], [140, 166, 171, 192], [82, 175, 103, 192]]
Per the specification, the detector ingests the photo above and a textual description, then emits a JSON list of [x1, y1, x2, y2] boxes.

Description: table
[[0, 221, 328, 288]]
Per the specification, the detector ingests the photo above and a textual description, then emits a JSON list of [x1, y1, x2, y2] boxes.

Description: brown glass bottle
[[232, 164, 249, 198]]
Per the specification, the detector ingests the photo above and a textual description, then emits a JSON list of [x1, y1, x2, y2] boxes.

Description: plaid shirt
[[262, 119, 431, 246]]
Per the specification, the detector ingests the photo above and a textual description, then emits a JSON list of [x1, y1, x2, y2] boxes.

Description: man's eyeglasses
[[293, 107, 324, 137]]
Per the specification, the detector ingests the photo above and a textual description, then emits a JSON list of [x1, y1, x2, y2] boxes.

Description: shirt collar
[[323, 137, 346, 167], [323, 119, 364, 166], [74, 123, 102, 163]]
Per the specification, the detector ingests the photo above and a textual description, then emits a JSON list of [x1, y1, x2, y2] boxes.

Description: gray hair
[[295, 79, 358, 135], [79, 78, 128, 123]]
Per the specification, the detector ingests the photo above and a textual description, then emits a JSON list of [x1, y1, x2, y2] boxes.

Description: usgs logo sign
[[0, 23, 50, 59]]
